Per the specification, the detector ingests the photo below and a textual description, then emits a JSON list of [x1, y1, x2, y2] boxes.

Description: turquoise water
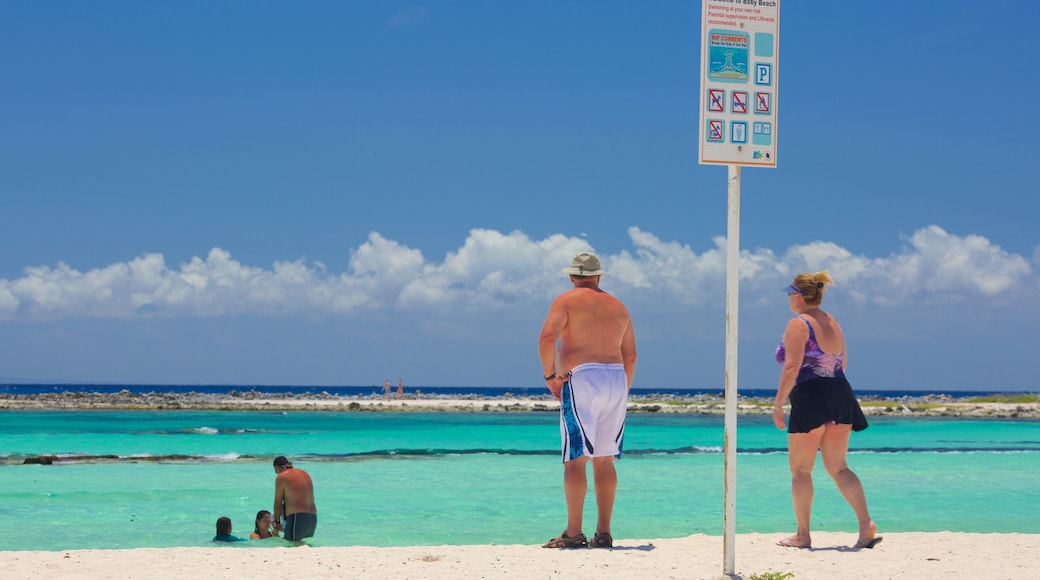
[[2, 410, 1038, 551]]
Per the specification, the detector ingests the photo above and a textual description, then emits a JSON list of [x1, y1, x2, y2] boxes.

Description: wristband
[[543, 372, 556, 381]]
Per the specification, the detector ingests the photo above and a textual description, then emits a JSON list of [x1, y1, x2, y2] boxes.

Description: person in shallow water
[[272, 456, 318, 541], [212, 516, 248, 542], [250, 510, 278, 539]]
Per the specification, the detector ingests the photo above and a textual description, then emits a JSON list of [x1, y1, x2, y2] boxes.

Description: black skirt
[[787, 376, 869, 434]]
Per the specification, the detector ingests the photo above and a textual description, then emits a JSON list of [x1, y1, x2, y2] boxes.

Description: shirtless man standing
[[272, 456, 317, 541], [538, 252, 637, 550]]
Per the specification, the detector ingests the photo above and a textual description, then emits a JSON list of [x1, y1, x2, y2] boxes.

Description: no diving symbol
[[732, 91, 747, 114], [708, 120, 724, 142]]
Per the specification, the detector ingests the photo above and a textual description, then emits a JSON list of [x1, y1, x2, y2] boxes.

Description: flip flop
[[854, 536, 883, 549], [542, 531, 588, 549], [776, 536, 811, 549], [590, 531, 613, 549]]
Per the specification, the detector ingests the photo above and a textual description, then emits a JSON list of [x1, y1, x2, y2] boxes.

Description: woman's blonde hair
[[790, 270, 834, 306]]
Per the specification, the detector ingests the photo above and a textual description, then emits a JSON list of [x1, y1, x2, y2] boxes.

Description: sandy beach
[[4, 532, 1037, 579]]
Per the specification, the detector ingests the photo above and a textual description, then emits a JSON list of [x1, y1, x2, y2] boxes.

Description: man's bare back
[[275, 469, 316, 515], [271, 456, 317, 541], [549, 287, 632, 367], [539, 274, 636, 396], [273, 458, 316, 521]]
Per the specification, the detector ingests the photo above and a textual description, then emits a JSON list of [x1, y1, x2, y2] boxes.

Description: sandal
[[590, 531, 613, 548], [542, 531, 588, 549], [853, 536, 883, 549], [854, 521, 882, 549]]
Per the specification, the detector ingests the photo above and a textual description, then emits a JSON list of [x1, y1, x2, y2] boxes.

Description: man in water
[[538, 252, 637, 549], [272, 456, 318, 541]]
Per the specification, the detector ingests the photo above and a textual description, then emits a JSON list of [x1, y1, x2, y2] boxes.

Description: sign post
[[698, 0, 780, 575]]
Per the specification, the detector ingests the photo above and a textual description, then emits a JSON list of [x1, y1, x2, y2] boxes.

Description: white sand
[[4, 532, 1038, 579]]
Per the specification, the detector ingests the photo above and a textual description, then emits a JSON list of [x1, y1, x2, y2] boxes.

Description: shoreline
[[2, 391, 1038, 418], [3, 532, 1038, 579]]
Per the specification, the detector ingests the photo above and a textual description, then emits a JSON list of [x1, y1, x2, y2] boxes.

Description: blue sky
[[1, 1, 1038, 391]]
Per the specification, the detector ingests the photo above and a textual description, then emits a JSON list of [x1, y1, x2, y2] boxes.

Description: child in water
[[213, 516, 248, 542]]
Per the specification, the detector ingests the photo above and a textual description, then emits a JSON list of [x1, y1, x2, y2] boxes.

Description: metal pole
[[723, 164, 741, 574]]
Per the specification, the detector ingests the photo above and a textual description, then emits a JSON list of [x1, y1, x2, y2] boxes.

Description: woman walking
[[773, 271, 880, 550]]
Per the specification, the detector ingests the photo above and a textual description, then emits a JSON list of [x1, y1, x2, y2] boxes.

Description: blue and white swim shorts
[[559, 362, 627, 461]]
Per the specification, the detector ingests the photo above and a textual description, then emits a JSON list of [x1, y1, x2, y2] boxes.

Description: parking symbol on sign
[[755, 63, 772, 86]]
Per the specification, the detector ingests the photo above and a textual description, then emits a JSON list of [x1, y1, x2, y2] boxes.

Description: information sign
[[699, 0, 780, 167]]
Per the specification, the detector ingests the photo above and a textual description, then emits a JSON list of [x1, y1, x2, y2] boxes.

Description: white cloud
[[0, 225, 1033, 322], [812, 225, 1032, 306]]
